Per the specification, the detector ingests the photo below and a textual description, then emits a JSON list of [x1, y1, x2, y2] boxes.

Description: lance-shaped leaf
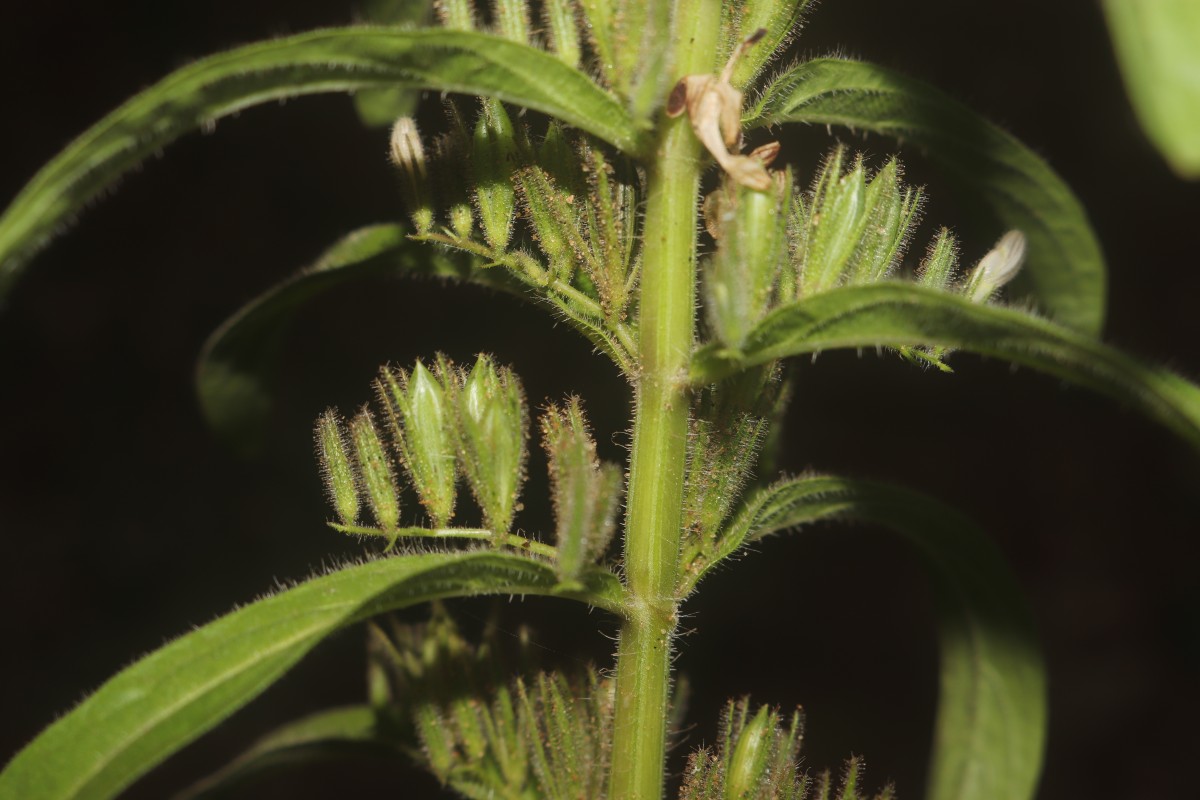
[[351, 0, 435, 127], [750, 57, 1106, 334], [1103, 0, 1200, 179], [0, 27, 645, 299], [177, 706, 399, 799], [0, 551, 624, 800], [686, 475, 1045, 800], [689, 283, 1200, 452], [195, 224, 514, 456]]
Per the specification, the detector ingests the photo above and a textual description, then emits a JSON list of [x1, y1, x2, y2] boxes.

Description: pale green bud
[[350, 408, 401, 532], [456, 355, 527, 539], [725, 705, 772, 800], [471, 100, 518, 250], [541, 397, 620, 580], [315, 409, 358, 526], [965, 229, 1027, 302], [377, 360, 457, 528], [389, 117, 434, 235]]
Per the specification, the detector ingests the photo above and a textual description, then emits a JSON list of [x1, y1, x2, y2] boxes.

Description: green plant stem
[[609, 3, 718, 798]]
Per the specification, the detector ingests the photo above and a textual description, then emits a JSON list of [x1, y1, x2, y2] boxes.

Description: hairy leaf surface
[[0, 27, 643, 298], [0, 552, 623, 800], [700, 475, 1045, 800], [690, 283, 1200, 451], [751, 58, 1106, 334]]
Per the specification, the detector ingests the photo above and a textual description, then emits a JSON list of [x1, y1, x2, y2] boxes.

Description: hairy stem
[[609, 3, 719, 797]]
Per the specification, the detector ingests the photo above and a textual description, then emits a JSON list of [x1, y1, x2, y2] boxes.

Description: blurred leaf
[[177, 705, 398, 799], [690, 283, 1200, 451], [0, 27, 644, 300], [752, 57, 1106, 334], [195, 223, 514, 456], [697, 475, 1045, 800], [351, 0, 434, 127], [0, 551, 624, 800], [1104, 0, 1200, 178]]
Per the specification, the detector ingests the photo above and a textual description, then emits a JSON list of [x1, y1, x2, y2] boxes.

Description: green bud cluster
[[794, 148, 922, 298], [700, 146, 1028, 371], [314, 354, 528, 546], [540, 397, 622, 582], [413, 666, 614, 800], [681, 698, 896, 800]]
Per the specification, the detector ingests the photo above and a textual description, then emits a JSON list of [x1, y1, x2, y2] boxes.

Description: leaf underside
[[0, 27, 642, 300], [691, 283, 1200, 452], [194, 223, 519, 455], [752, 57, 1107, 335], [0, 551, 623, 800], [1103, 0, 1200, 179], [712, 475, 1046, 800]]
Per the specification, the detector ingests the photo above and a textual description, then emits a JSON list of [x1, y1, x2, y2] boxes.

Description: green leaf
[[1103, 0, 1200, 179], [176, 705, 398, 799], [195, 224, 514, 456], [751, 57, 1106, 334], [0, 551, 624, 800], [350, 0, 435, 127], [693, 475, 1046, 800], [0, 27, 644, 300], [690, 283, 1200, 451]]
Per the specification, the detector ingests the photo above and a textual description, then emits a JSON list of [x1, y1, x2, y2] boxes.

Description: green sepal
[[455, 355, 528, 538], [377, 360, 458, 528], [471, 100, 519, 250], [848, 159, 922, 285], [917, 227, 959, 291], [543, 0, 582, 67], [350, 407, 402, 533], [541, 397, 621, 581], [436, 0, 477, 30], [704, 170, 791, 348], [315, 409, 360, 526], [491, 0, 531, 43]]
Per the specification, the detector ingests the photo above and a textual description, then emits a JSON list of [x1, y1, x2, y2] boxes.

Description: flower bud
[[799, 147, 871, 296], [917, 227, 960, 291], [849, 158, 922, 284], [541, 397, 620, 580], [471, 100, 518, 250], [315, 409, 358, 526], [350, 407, 401, 532], [377, 360, 457, 528], [965, 229, 1027, 302], [704, 168, 791, 349], [725, 704, 772, 800], [456, 355, 527, 539], [389, 117, 434, 234]]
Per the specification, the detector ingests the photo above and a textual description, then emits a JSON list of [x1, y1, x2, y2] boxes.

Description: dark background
[[2, 1, 1198, 797]]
